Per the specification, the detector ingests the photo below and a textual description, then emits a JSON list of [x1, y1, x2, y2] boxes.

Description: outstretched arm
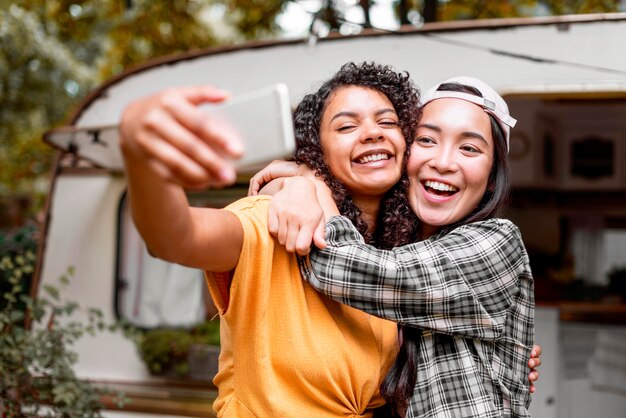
[[119, 86, 245, 272]]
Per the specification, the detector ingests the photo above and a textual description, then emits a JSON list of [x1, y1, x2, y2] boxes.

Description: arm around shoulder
[[305, 217, 529, 339]]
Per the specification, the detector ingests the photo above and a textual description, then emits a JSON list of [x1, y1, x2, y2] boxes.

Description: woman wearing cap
[[253, 76, 534, 417]]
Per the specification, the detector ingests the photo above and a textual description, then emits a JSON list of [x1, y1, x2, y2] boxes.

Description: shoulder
[[447, 218, 522, 241], [222, 196, 273, 246], [433, 218, 527, 259], [224, 195, 271, 214], [431, 220, 533, 288]]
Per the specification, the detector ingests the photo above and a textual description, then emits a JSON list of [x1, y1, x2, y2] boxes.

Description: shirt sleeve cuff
[[325, 215, 365, 246]]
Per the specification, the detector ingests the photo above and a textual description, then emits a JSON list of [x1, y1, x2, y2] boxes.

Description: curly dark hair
[[293, 62, 420, 248]]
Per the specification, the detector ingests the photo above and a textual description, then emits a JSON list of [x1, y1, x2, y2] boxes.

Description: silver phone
[[200, 83, 296, 172]]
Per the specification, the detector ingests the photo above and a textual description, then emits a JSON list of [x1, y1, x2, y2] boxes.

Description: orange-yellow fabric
[[205, 196, 398, 417]]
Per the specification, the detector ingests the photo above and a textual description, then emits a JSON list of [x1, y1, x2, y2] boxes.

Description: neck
[[419, 224, 441, 240], [352, 195, 382, 234]]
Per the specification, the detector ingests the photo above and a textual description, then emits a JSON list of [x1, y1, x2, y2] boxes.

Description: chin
[[361, 178, 397, 191], [417, 213, 453, 229]]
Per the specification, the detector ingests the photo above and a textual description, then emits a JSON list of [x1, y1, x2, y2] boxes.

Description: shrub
[[0, 254, 126, 417], [0, 223, 38, 311], [137, 319, 220, 378]]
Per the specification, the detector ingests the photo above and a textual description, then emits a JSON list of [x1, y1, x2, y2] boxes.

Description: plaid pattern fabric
[[302, 216, 534, 417]]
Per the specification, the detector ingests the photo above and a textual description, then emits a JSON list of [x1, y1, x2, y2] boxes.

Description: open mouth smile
[[354, 151, 392, 164], [423, 180, 459, 197]]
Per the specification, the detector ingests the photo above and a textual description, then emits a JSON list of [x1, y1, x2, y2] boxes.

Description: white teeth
[[358, 153, 389, 163], [424, 180, 458, 192]]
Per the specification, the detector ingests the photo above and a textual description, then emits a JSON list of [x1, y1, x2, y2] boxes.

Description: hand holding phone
[[200, 84, 295, 173]]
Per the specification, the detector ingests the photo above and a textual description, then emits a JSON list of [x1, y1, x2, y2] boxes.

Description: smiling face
[[407, 98, 494, 238], [319, 86, 406, 200]]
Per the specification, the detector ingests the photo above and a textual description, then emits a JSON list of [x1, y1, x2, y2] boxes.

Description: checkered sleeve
[[303, 216, 531, 341]]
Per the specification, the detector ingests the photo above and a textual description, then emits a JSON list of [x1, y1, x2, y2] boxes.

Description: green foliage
[[137, 319, 220, 377], [539, 0, 621, 15], [0, 0, 288, 218], [223, 0, 289, 40], [192, 318, 221, 346], [395, 0, 621, 24], [0, 223, 38, 256], [104, 0, 222, 78], [0, 254, 127, 417], [0, 223, 38, 311], [435, 0, 537, 20], [102, 0, 289, 78], [1, 0, 620, 219], [0, 3, 99, 200]]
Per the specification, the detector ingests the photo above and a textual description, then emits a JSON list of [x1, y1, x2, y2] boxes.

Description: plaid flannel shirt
[[301, 216, 534, 418]]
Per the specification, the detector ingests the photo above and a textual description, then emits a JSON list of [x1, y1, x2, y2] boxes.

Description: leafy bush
[[137, 319, 220, 377], [0, 223, 38, 311], [0, 253, 126, 417]]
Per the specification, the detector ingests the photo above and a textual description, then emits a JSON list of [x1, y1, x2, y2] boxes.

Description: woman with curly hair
[[119, 62, 421, 417], [288, 62, 420, 250]]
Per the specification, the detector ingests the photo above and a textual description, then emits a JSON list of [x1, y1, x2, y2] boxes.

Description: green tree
[[539, 0, 622, 15], [0, 0, 288, 222], [434, 0, 538, 20], [322, 0, 622, 26], [0, 3, 98, 202], [1, 0, 621, 223], [432, 0, 621, 21]]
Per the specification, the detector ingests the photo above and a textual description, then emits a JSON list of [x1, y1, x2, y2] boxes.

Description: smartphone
[[200, 83, 296, 172], [44, 84, 295, 173]]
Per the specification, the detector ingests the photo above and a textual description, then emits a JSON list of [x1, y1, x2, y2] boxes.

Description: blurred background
[[3, 0, 626, 227], [2, 1, 626, 418]]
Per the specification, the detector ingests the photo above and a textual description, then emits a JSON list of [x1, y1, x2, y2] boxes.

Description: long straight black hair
[[378, 82, 512, 416]]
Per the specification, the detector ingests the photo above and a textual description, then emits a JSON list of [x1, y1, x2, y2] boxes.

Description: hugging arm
[[304, 216, 532, 340], [249, 160, 338, 254]]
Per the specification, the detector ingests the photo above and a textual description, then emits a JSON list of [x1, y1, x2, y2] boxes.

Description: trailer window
[[115, 195, 207, 328], [569, 216, 626, 287], [115, 187, 247, 328]]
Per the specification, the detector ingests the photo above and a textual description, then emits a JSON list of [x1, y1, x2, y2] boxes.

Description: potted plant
[[137, 318, 220, 381]]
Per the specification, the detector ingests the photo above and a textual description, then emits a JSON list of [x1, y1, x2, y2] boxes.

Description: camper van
[[39, 13, 626, 418]]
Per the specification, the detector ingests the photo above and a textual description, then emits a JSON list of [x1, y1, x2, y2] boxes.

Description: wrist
[[282, 176, 316, 191]]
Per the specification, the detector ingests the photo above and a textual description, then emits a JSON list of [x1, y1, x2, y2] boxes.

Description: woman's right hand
[[119, 85, 244, 189], [267, 177, 327, 255]]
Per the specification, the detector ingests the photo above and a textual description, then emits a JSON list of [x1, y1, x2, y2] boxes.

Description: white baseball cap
[[419, 76, 517, 152]]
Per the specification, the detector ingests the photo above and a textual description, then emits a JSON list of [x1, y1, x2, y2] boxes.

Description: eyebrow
[[330, 108, 397, 123], [418, 122, 489, 145]]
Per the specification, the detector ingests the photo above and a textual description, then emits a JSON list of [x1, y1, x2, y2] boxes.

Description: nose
[[429, 144, 458, 173], [362, 119, 385, 142]]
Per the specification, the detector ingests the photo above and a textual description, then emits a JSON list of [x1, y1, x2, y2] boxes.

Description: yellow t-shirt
[[205, 196, 398, 418]]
